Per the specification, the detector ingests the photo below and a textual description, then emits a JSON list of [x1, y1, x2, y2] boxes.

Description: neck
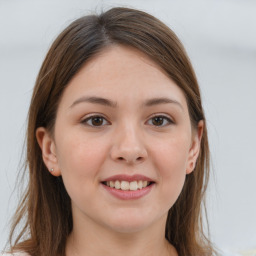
[[66, 213, 177, 256]]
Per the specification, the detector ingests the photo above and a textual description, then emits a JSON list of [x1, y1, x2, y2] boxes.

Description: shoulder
[[219, 248, 256, 256], [1, 252, 30, 256]]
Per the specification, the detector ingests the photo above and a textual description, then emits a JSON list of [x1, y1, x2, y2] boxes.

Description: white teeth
[[138, 180, 143, 189], [110, 181, 115, 188], [115, 180, 121, 189], [105, 180, 151, 191], [142, 181, 148, 188], [130, 181, 138, 191], [121, 181, 129, 190]]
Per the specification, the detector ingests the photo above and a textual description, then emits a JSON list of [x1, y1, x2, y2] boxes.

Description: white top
[[1, 253, 30, 256]]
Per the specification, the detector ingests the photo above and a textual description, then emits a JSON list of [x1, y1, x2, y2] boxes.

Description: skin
[[37, 45, 203, 256]]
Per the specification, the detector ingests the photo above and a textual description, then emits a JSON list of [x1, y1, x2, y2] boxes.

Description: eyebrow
[[69, 96, 183, 110], [70, 96, 117, 108]]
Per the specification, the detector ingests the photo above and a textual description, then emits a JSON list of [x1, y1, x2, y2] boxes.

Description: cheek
[[153, 134, 190, 174], [55, 131, 108, 184], [54, 131, 110, 210], [152, 135, 190, 204]]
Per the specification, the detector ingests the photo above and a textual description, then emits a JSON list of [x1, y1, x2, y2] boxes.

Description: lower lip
[[101, 183, 154, 200]]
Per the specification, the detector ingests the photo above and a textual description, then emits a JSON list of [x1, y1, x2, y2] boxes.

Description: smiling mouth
[[101, 180, 154, 191]]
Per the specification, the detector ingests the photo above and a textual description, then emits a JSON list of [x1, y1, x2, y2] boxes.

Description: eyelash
[[81, 114, 174, 128]]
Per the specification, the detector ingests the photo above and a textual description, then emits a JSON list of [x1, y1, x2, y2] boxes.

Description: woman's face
[[38, 45, 202, 234]]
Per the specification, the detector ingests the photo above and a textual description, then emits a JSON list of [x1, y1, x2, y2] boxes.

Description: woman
[[4, 7, 215, 256]]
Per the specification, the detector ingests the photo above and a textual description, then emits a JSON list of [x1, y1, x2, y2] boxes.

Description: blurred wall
[[1, 0, 256, 253]]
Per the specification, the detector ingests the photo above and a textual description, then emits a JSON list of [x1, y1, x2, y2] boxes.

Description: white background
[[1, 0, 256, 254]]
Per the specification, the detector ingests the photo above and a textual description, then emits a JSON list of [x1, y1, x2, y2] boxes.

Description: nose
[[110, 124, 148, 165]]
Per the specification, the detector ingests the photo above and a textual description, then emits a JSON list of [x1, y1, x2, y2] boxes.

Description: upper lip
[[102, 174, 155, 182]]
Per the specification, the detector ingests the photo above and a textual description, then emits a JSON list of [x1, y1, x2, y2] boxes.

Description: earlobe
[[186, 120, 204, 174], [36, 127, 61, 176]]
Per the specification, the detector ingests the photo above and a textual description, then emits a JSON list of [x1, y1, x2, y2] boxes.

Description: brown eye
[[91, 116, 104, 126], [148, 115, 173, 127], [82, 115, 109, 127], [152, 116, 164, 126]]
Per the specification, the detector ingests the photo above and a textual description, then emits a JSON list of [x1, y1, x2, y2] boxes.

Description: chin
[[103, 210, 160, 234], [108, 221, 150, 234]]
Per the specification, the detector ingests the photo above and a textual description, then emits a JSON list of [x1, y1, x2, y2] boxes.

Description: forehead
[[59, 45, 188, 110]]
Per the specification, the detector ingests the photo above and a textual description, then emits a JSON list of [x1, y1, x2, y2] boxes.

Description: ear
[[36, 127, 61, 176], [186, 120, 204, 174]]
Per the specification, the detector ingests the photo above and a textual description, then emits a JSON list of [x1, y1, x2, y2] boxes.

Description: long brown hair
[[8, 7, 215, 256]]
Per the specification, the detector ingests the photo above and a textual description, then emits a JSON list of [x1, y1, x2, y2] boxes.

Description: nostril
[[117, 156, 143, 162]]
